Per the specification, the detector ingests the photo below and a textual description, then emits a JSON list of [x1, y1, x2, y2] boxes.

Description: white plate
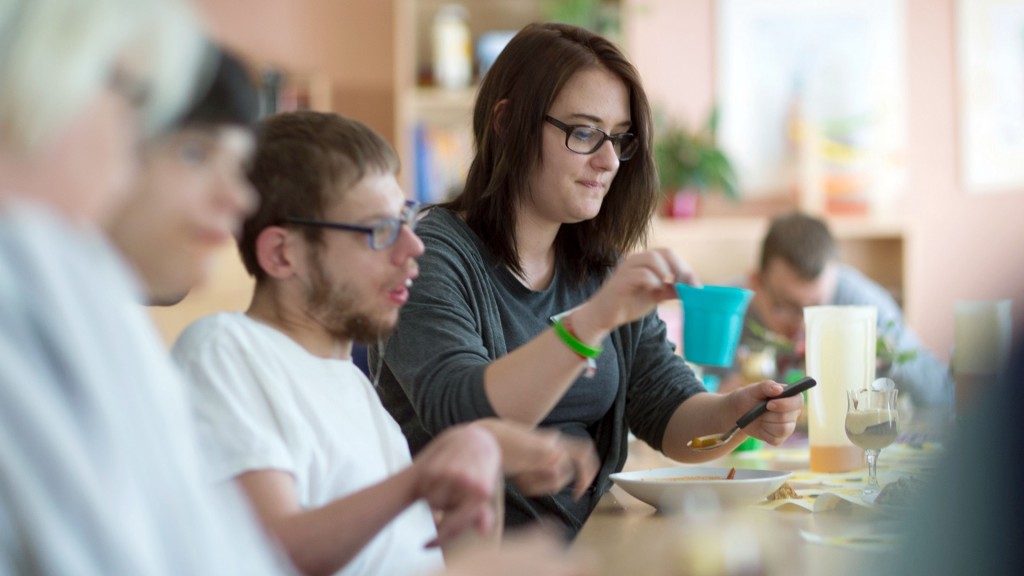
[[609, 466, 791, 511]]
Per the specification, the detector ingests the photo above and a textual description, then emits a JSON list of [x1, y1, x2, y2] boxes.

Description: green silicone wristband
[[552, 317, 603, 359]]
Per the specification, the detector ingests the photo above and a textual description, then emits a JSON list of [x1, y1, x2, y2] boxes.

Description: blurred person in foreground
[[886, 329, 1023, 576], [171, 110, 594, 576], [371, 22, 804, 537], [0, 1, 288, 574], [107, 47, 259, 306], [715, 212, 952, 410]]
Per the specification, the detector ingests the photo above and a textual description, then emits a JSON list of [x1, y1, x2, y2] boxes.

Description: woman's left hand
[[728, 380, 804, 446], [578, 248, 700, 335]]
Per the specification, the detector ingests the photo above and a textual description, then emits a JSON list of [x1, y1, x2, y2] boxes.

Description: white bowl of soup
[[610, 466, 791, 511]]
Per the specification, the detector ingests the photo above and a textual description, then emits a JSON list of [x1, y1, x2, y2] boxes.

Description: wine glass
[[845, 387, 899, 497]]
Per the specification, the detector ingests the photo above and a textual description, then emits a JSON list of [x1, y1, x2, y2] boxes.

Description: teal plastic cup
[[675, 284, 754, 367]]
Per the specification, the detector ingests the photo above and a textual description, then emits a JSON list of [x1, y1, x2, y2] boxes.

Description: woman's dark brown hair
[[442, 22, 658, 285]]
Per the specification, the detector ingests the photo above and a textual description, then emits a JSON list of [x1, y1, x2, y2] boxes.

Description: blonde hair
[[0, 0, 210, 153]]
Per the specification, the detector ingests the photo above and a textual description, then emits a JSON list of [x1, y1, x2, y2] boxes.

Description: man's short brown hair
[[759, 212, 838, 280], [239, 111, 399, 280]]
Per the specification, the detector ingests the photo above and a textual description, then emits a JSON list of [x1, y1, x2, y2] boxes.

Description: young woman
[[373, 22, 804, 535]]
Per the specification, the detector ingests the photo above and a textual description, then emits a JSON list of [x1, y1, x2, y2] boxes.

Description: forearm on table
[[660, 393, 747, 462], [258, 469, 419, 576]]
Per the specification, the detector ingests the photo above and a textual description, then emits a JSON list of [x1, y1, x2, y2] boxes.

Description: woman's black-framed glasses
[[544, 115, 639, 161], [284, 199, 420, 251]]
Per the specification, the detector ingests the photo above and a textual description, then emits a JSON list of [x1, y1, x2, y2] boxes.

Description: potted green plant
[[541, 0, 620, 36], [654, 108, 739, 218]]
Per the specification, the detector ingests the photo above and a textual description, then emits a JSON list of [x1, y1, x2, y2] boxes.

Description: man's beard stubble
[[306, 251, 396, 345]]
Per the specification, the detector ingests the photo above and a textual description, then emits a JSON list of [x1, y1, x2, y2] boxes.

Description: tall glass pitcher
[[803, 305, 877, 473]]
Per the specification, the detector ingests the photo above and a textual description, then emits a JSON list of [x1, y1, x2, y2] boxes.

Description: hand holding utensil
[[688, 377, 817, 451]]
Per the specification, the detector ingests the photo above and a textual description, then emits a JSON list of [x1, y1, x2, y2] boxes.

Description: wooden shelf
[[649, 215, 904, 242], [255, 67, 333, 116], [406, 87, 476, 126], [410, 0, 544, 84], [823, 216, 905, 240]]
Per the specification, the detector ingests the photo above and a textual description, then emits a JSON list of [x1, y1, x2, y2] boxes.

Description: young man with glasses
[[716, 212, 952, 409], [372, 22, 805, 537], [171, 111, 596, 576]]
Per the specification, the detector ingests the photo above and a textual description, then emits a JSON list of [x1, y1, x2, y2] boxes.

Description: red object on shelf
[[662, 189, 700, 219]]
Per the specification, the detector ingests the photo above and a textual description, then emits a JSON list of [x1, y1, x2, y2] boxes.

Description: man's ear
[[491, 99, 509, 137], [255, 226, 300, 280], [749, 269, 762, 291]]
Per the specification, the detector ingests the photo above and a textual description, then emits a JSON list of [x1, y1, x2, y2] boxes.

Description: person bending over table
[[709, 212, 952, 409]]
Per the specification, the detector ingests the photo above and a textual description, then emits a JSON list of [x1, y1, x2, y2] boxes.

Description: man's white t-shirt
[[172, 313, 444, 576]]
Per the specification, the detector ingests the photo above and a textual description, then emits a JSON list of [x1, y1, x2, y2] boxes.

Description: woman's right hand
[[575, 248, 700, 338]]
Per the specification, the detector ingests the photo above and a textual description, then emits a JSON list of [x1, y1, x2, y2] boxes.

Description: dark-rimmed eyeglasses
[[544, 115, 639, 161], [284, 199, 420, 251]]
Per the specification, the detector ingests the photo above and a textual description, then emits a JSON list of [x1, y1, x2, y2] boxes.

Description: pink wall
[[197, 0, 330, 73], [625, 0, 1024, 359], [196, 0, 399, 140], [197, 0, 395, 83], [904, 0, 1024, 357], [625, 0, 715, 126]]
